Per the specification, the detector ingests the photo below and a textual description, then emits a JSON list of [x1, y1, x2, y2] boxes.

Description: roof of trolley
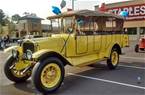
[[47, 9, 124, 20]]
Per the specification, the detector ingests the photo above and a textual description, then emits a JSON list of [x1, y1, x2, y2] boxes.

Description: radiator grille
[[23, 43, 35, 53]]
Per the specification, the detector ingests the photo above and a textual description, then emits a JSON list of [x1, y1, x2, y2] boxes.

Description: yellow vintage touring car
[[4, 10, 129, 93]]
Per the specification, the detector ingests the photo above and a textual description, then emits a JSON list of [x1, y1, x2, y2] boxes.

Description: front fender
[[32, 49, 61, 60], [4, 46, 19, 53]]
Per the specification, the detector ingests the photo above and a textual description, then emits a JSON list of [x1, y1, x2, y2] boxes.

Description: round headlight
[[12, 49, 18, 58], [26, 50, 32, 60]]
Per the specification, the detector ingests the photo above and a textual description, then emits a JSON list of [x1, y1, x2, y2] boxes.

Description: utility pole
[[72, 0, 74, 10], [71, 0, 76, 10]]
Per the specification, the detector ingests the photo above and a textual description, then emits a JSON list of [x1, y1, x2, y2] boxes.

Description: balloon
[[60, 0, 66, 9], [52, 6, 61, 15], [119, 11, 129, 17]]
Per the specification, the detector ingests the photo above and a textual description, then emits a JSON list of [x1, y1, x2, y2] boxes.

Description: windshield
[[63, 17, 74, 33], [51, 18, 62, 33], [50, 17, 74, 34]]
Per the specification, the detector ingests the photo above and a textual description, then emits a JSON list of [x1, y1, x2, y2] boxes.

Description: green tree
[[12, 14, 21, 24], [0, 9, 6, 26], [0, 9, 5, 33]]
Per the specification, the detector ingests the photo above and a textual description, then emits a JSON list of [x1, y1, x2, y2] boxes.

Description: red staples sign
[[107, 4, 145, 20]]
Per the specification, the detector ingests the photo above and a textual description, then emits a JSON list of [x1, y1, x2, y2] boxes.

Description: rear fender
[[105, 44, 121, 58]]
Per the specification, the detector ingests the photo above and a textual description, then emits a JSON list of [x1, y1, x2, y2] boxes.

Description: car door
[[76, 35, 88, 54], [94, 33, 101, 53], [93, 20, 102, 53]]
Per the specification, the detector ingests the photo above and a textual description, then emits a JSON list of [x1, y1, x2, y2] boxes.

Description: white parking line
[[121, 56, 145, 61], [119, 64, 145, 70], [68, 73, 145, 90]]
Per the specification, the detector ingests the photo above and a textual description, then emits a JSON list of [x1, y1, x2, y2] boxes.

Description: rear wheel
[[135, 44, 139, 52], [4, 56, 31, 83], [107, 48, 119, 70], [32, 57, 65, 94]]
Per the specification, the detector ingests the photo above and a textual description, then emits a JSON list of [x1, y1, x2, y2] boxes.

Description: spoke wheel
[[32, 57, 64, 93], [4, 56, 31, 83], [41, 63, 61, 88], [107, 49, 119, 70], [111, 51, 119, 66]]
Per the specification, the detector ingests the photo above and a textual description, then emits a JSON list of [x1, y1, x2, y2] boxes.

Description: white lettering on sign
[[128, 7, 134, 16], [134, 6, 140, 15], [140, 5, 145, 15], [107, 4, 145, 20]]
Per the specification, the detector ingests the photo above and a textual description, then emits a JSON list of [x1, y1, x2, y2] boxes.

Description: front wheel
[[107, 49, 119, 70], [4, 56, 31, 83], [32, 57, 65, 94]]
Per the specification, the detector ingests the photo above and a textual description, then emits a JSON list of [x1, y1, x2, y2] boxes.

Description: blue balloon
[[119, 11, 129, 17], [52, 6, 61, 15]]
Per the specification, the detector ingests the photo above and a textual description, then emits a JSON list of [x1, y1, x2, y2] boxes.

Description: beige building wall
[[124, 20, 145, 28]]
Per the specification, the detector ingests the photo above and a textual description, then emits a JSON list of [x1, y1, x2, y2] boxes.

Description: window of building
[[32, 23, 37, 30], [140, 27, 145, 35], [126, 28, 137, 35]]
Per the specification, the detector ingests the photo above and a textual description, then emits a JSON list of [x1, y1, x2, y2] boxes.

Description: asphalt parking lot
[[0, 41, 145, 95]]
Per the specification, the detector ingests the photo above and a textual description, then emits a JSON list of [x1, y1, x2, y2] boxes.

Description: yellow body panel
[[66, 34, 128, 66]]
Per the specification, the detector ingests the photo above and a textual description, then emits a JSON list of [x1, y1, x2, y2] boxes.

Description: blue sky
[[0, 0, 130, 19]]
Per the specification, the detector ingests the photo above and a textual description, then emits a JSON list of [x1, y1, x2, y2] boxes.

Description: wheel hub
[[111, 51, 118, 65], [41, 63, 61, 88]]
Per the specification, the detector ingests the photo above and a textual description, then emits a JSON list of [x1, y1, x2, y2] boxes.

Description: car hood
[[23, 34, 74, 43]]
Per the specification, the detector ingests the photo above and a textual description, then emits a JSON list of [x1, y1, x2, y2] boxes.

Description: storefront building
[[95, 0, 145, 40]]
